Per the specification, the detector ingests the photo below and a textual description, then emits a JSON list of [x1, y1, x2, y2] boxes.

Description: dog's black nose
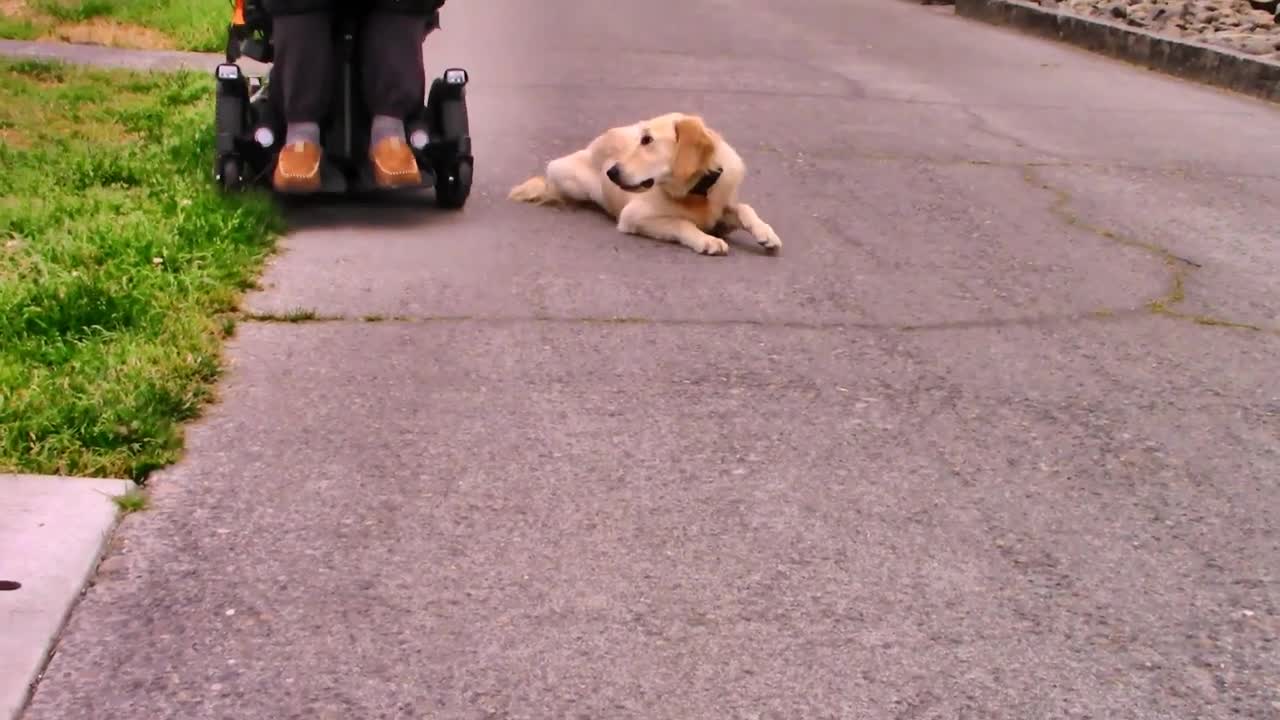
[[606, 164, 622, 184]]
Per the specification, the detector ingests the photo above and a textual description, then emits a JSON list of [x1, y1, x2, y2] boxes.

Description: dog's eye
[[640, 135, 653, 146]]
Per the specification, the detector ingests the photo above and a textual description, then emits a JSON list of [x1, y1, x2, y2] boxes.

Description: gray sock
[[285, 121, 321, 147], [370, 115, 406, 146]]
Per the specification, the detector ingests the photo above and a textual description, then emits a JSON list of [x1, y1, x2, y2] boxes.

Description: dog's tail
[[508, 175, 563, 205]]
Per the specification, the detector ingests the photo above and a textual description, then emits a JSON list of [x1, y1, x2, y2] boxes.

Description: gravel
[[1032, 0, 1280, 60]]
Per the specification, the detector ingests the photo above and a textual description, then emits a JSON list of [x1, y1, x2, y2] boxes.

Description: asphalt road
[[23, 1, 1280, 718]]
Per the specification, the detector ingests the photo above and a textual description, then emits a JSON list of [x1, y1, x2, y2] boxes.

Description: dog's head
[[606, 114, 717, 197]]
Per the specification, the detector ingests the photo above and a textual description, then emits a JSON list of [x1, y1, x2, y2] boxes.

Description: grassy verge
[[0, 57, 281, 480], [0, 0, 229, 52]]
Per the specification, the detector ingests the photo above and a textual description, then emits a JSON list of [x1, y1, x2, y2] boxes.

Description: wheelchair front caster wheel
[[434, 159, 472, 209], [216, 157, 244, 192]]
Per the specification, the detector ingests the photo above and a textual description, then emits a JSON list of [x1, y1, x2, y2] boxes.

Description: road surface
[[23, 0, 1280, 718]]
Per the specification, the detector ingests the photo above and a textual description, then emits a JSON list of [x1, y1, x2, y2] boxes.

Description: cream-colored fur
[[509, 112, 781, 256]]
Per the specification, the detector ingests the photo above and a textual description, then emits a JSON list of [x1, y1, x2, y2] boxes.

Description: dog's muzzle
[[607, 164, 654, 192]]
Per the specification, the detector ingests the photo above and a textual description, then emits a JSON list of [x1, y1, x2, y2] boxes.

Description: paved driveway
[[23, 0, 1280, 718]]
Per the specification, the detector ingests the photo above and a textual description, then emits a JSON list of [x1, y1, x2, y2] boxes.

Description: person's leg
[[359, 10, 428, 188], [269, 13, 334, 192]]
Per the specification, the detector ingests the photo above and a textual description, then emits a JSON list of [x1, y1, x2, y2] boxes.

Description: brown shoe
[[370, 136, 422, 189], [273, 140, 322, 194]]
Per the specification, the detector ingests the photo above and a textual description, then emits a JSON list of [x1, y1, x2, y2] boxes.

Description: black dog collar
[[688, 168, 723, 197]]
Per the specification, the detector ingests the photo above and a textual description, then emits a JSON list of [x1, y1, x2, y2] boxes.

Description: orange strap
[[232, 0, 245, 25]]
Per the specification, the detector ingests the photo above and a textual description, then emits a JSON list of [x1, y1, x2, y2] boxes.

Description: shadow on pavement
[[273, 190, 464, 231]]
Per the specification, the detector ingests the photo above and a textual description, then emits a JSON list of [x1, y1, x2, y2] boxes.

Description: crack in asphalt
[[1019, 165, 1279, 336], [762, 105, 1278, 338], [938, 102, 1277, 336]]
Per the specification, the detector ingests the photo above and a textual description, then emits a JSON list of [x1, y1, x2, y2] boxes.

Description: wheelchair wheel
[[214, 68, 248, 192], [438, 95, 468, 142], [425, 72, 473, 209], [426, 76, 469, 141], [434, 158, 472, 209], [217, 156, 244, 192]]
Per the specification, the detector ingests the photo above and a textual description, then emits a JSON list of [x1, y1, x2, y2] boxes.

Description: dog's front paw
[[755, 224, 782, 251], [694, 235, 730, 256]]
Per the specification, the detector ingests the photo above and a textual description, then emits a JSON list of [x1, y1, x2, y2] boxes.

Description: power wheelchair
[[213, 0, 473, 208]]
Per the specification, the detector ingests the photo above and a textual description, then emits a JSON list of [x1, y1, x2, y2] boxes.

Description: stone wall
[[1032, 0, 1280, 59]]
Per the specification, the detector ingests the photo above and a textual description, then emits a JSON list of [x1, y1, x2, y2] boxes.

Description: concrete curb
[[0, 474, 135, 720], [954, 0, 1280, 104]]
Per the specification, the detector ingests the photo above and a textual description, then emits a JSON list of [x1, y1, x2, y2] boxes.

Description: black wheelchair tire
[[438, 96, 468, 141], [214, 77, 247, 188], [426, 77, 469, 142], [218, 157, 244, 192], [434, 158, 472, 209]]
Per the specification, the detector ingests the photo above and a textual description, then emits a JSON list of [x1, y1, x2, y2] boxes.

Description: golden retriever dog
[[508, 112, 782, 256]]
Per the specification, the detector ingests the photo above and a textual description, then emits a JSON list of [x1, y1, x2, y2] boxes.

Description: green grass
[[1, 0, 229, 52], [112, 486, 149, 513], [0, 58, 282, 480], [31, 0, 119, 23], [0, 15, 42, 41]]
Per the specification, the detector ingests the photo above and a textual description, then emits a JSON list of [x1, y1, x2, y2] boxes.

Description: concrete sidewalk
[[0, 39, 268, 75], [8, 1, 1280, 718], [0, 475, 133, 720]]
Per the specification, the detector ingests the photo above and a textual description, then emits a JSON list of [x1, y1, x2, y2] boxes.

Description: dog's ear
[[672, 115, 715, 188]]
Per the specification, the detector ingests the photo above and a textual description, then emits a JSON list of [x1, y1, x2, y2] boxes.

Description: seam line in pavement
[[236, 308, 1156, 333]]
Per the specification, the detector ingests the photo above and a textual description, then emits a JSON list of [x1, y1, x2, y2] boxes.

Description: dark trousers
[[269, 11, 428, 124]]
